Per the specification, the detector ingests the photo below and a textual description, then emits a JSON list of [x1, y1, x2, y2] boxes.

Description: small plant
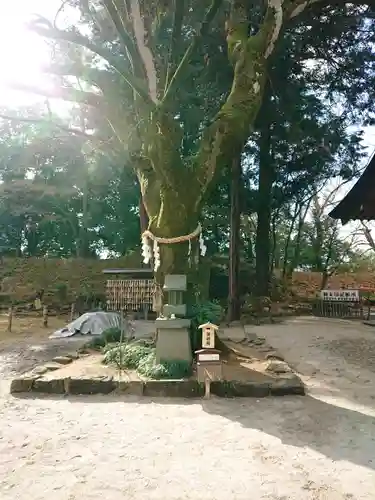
[[103, 342, 192, 379], [102, 327, 122, 344], [103, 343, 153, 368], [160, 360, 192, 379], [83, 324, 132, 351], [85, 335, 106, 350]]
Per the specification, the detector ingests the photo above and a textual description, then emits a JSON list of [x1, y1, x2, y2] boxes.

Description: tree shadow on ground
[[12, 390, 375, 472], [202, 394, 375, 471]]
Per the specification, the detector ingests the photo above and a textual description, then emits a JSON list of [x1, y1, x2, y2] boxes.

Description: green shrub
[[85, 335, 106, 350], [102, 327, 122, 344], [103, 343, 192, 379], [83, 326, 126, 351], [103, 343, 153, 368]]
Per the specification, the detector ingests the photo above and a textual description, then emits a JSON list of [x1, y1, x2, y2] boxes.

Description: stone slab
[[33, 378, 65, 394], [43, 362, 63, 372], [143, 380, 204, 398], [156, 318, 191, 329], [270, 376, 305, 396], [117, 380, 144, 395], [10, 377, 36, 393], [156, 327, 192, 363], [67, 376, 116, 395], [52, 356, 73, 365], [211, 381, 270, 398]]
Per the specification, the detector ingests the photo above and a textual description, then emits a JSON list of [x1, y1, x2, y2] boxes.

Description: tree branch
[[287, 0, 323, 19], [361, 221, 375, 251], [162, 0, 224, 103], [29, 16, 154, 107], [129, 0, 158, 103], [0, 113, 106, 141], [194, 0, 334, 202], [165, 0, 185, 90], [8, 82, 102, 107], [41, 63, 124, 99], [102, 0, 141, 73]]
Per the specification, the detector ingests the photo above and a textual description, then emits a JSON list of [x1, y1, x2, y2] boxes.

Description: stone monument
[[155, 274, 192, 364]]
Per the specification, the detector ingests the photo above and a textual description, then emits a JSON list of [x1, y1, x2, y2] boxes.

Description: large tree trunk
[[138, 161, 204, 302], [227, 155, 242, 322]]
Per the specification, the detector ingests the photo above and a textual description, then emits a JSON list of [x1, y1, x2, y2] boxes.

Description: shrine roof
[[329, 153, 375, 224]]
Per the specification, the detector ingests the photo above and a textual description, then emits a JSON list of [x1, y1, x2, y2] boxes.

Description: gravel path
[[1, 317, 375, 499]]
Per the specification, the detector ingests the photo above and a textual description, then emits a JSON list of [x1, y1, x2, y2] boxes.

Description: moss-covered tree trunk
[[138, 159, 203, 300]]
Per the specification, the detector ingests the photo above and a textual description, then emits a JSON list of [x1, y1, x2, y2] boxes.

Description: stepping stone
[[52, 356, 73, 365], [266, 360, 292, 374], [43, 362, 63, 372]]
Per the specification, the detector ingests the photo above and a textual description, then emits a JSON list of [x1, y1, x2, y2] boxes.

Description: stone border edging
[[10, 374, 305, 397], [9, 334, 305, 398]]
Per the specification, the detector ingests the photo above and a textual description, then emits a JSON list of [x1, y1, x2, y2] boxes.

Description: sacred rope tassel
[[141, 224, 204, 272], [153, 240, 161, 272], [141, 234, 152, 264], [199, 232, 207, 257]]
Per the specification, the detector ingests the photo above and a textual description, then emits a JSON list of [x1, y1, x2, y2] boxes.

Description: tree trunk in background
[[227, 156, 242, 322], [139, 193, 148, 234], [321, 271, 329, 290], [255, 87, 273, 298]]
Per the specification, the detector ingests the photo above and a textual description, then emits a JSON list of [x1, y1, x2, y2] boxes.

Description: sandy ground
[[1, 316, 375, 499]]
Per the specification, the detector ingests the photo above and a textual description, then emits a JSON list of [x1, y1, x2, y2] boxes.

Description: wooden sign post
[[196, 323, 222, 399], [43, 305, 48, 327]]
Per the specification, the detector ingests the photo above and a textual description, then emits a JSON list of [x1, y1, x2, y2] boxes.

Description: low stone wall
[[10, 352, 305, 398], [11, 375, 304, 398]]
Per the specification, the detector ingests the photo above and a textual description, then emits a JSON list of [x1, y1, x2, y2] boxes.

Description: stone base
[[10, 375, 305, 398], [156, 327, 192, 364]]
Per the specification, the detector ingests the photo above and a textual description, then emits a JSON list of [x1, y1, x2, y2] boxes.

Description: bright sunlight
[[0, 0, 59, 106]]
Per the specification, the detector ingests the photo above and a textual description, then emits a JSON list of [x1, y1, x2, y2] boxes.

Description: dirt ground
[[0, 315, 85, 377], [1, 316, 375, 499]]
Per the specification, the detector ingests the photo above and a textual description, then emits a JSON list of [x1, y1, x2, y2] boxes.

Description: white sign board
[[198, 353, 220, 362], [320, 289, 359, 302], [202, 328, 216, 348]]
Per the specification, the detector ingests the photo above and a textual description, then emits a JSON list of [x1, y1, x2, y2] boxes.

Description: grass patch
[[103, 342, 192, 379]]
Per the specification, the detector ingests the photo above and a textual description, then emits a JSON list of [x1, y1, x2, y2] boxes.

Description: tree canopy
[[0, 0, 374, 302]]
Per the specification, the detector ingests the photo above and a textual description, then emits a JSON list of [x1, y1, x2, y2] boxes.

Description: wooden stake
[[70, 303, 75, 322], [7, 306, 13, 332], [143, 303, 149, 320], [43, 305, 48, 327], [204, 377, 211, 399]]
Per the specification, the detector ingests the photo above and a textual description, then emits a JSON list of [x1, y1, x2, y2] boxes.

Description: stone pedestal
[[156, 318, 192, 364]]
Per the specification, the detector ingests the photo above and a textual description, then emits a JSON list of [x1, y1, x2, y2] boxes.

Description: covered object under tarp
[[50, 311, 121, 339]]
